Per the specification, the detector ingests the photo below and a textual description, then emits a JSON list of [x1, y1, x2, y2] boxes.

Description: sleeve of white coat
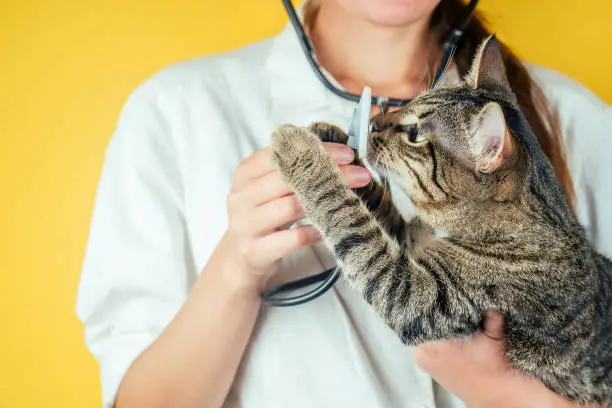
[[76, 80, 194, 407], [559, 84, 612, 259], [529, 64, 612, 258], [580, 99, 612, 258]]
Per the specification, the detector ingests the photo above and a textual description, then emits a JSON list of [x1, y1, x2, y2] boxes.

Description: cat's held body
[[269, 35, 612, 406]]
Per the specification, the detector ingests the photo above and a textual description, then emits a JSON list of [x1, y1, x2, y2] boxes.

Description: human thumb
[[482, 310, 505, 340]]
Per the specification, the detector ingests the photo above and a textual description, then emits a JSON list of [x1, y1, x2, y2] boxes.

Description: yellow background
[[1, 0, 610, 407]]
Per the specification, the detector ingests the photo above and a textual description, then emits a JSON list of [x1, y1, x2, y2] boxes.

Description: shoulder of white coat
[[525, 64, 612, 255], [124, 37, 275, 108], [526, 64, 612, 210], [526, 63, 607, 106], [524, 63, 611, 146], [158, 38, 271, 84]]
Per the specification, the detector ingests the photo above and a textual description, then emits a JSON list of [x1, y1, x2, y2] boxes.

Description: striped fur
[[269, 36, 612, 405]]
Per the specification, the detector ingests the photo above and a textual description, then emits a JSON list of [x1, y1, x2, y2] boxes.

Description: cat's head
[[367, 35, 531, 225]]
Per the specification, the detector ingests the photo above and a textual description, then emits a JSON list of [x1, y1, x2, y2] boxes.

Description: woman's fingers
[[235, 164, 371, 238], [251, 194, 306, 236], [232, 147, 275, 191], [242, 164, 371, 208], [342, 165, 371, 188], [322, 142, 355, 164], [240, 171, 293, 207], [225, 140, 369, 279], [232, 142, 355, 191], [250, 225, 322, 267]]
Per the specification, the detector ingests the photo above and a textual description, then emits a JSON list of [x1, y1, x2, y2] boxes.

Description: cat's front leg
[[306, 122, 408, 242], [270, 125, 482, 345]]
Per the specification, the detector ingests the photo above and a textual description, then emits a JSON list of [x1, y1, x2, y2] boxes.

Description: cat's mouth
[[366, 131, 396, 173], [366, 149, 402, 190]]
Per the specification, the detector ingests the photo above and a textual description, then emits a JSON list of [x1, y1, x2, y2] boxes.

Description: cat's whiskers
[[368, 148, 392, 214], [378, 164, 392, 213], [375, 158, 396, 214]]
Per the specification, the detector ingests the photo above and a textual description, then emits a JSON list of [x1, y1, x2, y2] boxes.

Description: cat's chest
[[387, 180, 419, 221]]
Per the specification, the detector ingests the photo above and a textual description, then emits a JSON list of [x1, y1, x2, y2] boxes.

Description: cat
[[268, 35, 612, 406]]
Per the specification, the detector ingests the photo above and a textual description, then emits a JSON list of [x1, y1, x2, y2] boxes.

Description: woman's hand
[[413, 312, 581, 408], [115, 143, 371, 408], [223, 143, 371, 291]]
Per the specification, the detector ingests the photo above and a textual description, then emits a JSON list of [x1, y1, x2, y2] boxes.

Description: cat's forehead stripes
[[414, 88, 507, 112]]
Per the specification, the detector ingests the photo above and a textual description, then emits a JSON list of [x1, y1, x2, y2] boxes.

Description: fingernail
[[308, 227, 323, 242], [354, 167, 371, 182], [331, 146, 354, 163]]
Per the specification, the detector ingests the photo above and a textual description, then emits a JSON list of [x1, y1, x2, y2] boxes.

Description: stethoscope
[[261, 0, 480, 307]]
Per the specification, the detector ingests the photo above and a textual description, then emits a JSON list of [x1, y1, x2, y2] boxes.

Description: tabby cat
[[269, 35, 612, 405]]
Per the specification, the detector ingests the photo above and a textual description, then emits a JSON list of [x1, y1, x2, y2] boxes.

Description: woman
[[76, 0, 612, 407]]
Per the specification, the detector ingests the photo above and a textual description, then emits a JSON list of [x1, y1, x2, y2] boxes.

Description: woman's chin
[[357, 0, 440, 27]]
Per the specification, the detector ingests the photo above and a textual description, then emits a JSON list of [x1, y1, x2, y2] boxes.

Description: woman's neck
[[309, 2, 439, 99]]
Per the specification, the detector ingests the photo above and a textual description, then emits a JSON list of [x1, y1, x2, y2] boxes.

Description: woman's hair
[[302, 0, 576, 211]]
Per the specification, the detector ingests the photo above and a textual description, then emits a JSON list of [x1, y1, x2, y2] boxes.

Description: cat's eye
[[397, 124, 426, 144]]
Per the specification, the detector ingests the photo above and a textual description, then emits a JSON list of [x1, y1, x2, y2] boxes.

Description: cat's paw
[[307, 122, 350, 145], [270, 124, 322, 163], [270, 124, 332, 189]]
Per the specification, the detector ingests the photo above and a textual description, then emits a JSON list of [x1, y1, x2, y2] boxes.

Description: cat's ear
[[472, 102, 514, 173], [437, 64, 462, 88], [467, 34, 512, 92]]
